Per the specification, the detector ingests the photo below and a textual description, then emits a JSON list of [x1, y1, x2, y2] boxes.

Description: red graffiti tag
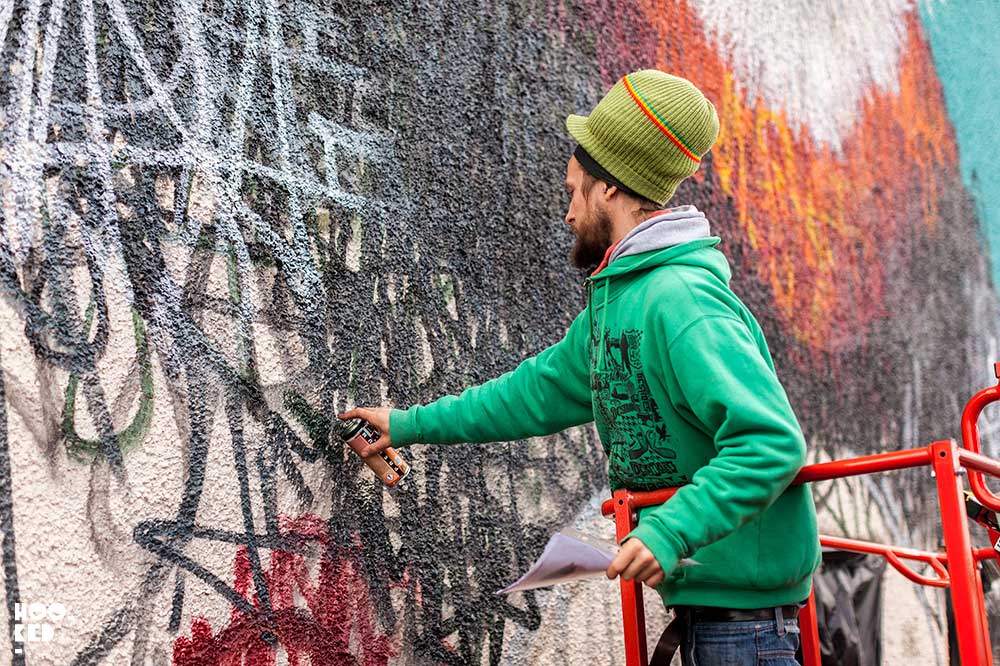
[[173, 514, 396, 666]]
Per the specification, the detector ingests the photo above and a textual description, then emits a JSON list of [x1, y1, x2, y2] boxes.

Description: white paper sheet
[[495, 530, 615, 594], [496, 528, 700, 595]]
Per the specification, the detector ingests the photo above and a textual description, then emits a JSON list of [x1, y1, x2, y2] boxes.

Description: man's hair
[[580, 169, 600, 198], [580, 170, 661, 213]]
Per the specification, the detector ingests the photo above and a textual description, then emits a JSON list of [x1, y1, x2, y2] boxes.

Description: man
[[342, 70, 820, 666]]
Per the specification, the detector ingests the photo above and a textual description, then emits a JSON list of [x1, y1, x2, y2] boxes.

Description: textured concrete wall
[[0, 1, 997, 665]]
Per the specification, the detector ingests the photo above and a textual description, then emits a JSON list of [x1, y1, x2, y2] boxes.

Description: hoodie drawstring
[[586, 279, 595, 351], [587, 278, 611, 371], [597, 282, 610, 370]]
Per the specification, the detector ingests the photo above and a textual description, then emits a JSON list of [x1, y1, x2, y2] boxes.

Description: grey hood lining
[[608, 205, 712, 264]]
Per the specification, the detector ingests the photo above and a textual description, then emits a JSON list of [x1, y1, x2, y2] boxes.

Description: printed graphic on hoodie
[[592, 329, 689, 490]]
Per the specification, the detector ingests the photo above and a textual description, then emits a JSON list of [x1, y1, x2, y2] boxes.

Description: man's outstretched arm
[[341, 310, 593, 456]]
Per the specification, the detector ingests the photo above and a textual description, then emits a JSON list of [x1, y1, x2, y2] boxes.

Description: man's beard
[[570, 205, 614, 270]]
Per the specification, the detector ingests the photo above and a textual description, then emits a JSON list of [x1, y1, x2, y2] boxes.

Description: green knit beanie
[[566, 70, 720, 206]]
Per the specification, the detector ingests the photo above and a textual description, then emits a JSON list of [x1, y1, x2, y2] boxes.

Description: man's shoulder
[[628, 265, 751, 336], [636, 263, 737, 308]]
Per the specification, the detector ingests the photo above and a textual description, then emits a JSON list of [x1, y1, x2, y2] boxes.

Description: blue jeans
[[681, 616, 801, 665]]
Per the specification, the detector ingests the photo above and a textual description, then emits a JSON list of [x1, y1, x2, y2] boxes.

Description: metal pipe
[[961, 364, 1000, 512], [612, 489, 648, 666], [932, 440, 992, 665], [793, 447, 933, 484], [799, 588, 822, 666]]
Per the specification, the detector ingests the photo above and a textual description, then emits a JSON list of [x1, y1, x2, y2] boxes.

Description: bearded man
[[342, 69, 820, 666]]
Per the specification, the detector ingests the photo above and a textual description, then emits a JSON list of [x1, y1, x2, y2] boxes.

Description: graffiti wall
[[1, 0, 997, 664]]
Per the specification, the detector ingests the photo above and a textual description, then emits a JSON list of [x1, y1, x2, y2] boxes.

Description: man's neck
[[609, 208, 665, 244]]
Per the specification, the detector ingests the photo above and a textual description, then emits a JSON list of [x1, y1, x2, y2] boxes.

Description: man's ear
[[602, 183, 618, 201]]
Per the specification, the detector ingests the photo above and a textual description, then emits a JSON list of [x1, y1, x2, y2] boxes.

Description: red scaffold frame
[[601, 364, 1000, 666]]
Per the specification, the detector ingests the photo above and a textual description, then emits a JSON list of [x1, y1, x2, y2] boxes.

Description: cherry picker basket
[[601, 363, 1000, 666]]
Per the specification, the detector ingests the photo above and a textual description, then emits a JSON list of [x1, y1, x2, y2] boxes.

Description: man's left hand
[[606, 538, 665, 588]]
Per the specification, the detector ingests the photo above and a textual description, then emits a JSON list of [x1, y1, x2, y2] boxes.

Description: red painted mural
[[173, 516, 395, 666]]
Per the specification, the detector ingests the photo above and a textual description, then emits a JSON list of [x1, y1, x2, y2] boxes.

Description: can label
[[350, 421, 381, 448], [344, 423, 410, 485]]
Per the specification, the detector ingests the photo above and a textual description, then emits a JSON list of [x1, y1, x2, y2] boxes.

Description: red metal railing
[[962, 363, 1000, 514], [601, 366, 1000, 666]]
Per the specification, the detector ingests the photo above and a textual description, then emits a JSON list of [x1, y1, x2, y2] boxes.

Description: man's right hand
[[338, 407, 393, 457]]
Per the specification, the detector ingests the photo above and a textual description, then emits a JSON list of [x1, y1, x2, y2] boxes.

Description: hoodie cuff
[[389, 407, 421, 445], [625, 521, 683, 578]]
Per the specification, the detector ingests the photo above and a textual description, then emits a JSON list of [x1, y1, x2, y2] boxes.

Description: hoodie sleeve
[[626, 314, 806, 576], [389, 311, 593, 445]]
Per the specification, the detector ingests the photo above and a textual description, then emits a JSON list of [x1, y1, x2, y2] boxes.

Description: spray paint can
[[334, 417, 410, 486]]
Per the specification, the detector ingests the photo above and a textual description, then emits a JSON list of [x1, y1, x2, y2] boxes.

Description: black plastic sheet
[[946, 557, 1000, 664], [797, 549, 886, 666]]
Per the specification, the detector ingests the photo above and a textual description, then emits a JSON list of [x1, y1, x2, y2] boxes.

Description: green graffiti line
[[62, 308, 154, 461], [283, 391, 330, 450]]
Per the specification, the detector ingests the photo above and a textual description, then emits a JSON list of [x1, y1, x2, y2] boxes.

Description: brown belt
[[648, 604, 802, 666]]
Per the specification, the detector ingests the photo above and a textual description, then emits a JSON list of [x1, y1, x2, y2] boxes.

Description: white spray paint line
[[3, 0, 44, 263], [261, 0, 293, 184], [309, 114, 342, 191], [37, 49, 193, 121], [232, 200, 316, 302], [103, 0, 192, 141], [260, 0, 325, 308], [5, 0, 69, 267], [41, 140, 377, 215], [176, 0, 258, 342], [307, 112, 396, 163], [0, 0, 14, 58], [6, 0, 42, 146], [79, 0, 135, 308], [178, 4, 213, 144], [30, 0, 68, 147], [282, 49, 368, 81]]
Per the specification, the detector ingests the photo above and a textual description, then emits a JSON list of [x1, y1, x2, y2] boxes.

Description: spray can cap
[[333, 416, 361, 438]]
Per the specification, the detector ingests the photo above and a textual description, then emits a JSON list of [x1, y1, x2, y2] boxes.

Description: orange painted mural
[[586, 3, 963, 357]]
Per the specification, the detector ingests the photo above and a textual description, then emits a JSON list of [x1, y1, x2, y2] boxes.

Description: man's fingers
[[643, 570, 665, 588], [635, 559, 663, 585], [620, 551, 654, 581], [338, 407, 370, 421], [606, 549, 629, 579], [608, 553, 665, 588], [607, 540, 643, 580], [338, 407, 391, 433], [606, 539, 665, 587], [361, 436, 392, 458], [334, 407, 393, 457]]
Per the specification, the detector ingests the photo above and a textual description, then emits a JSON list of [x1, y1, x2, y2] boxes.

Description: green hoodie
[[390, 237, 820, 609]]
